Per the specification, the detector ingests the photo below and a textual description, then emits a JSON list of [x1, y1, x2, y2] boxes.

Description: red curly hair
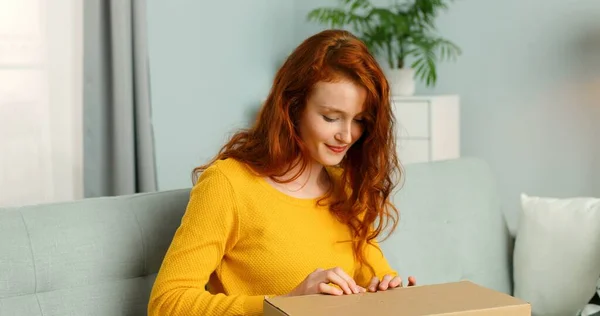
[[194, 29, 402, 275]]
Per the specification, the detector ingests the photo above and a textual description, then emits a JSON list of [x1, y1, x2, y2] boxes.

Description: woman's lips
[[326, 144, 347, 153]]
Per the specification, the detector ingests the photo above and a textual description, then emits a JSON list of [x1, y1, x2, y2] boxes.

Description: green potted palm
[[307, 0, 461, 96]]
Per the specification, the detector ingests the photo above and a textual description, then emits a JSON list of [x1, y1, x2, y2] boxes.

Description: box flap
[[264, 280, 530, 315]]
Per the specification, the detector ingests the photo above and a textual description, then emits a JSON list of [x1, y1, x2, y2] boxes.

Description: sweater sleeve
[[354, 239, 398, 288], [148, 166, 265, 316]]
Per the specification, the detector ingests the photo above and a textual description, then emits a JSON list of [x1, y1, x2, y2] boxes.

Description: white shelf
[[392, 95, 460, 164]]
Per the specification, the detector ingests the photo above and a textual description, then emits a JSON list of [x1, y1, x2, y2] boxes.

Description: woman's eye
[[354, 118, 365, 124], [322, 115, 337, 122]]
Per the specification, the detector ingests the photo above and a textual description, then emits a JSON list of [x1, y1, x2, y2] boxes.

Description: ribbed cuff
[[378, 271, 399, 280], [243, 295, 266, 316]]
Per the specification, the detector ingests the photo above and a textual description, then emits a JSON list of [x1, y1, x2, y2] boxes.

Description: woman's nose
[[334, 125, 352, 144]]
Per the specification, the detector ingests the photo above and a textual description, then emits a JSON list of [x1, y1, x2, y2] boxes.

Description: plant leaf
[[306, 0, 461, 86]]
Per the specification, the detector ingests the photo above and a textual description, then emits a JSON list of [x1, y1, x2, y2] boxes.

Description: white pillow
[[513, 193, 600, 316], [577, 278, 599, 316]]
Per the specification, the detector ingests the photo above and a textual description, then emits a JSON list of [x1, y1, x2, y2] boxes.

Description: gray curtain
[[84, 0, 157, 197]]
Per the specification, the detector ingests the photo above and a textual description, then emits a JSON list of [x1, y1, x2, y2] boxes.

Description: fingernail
[[359, 286, 366, 293], [353, 287, 359, 294]]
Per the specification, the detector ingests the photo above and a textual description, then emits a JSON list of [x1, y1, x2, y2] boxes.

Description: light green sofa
[[0, 157, 513, 315]]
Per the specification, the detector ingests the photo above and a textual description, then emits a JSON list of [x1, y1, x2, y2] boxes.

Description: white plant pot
[[387, 68, 416, 96]]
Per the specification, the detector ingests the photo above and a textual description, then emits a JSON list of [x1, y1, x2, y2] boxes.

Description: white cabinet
[[392, 95, 460, 164]]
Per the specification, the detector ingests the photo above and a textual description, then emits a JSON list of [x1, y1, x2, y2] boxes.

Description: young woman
[[148, 29, 416, 316]]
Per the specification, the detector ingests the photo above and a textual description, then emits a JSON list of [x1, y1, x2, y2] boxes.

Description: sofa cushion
[[379, 157, 513, 294]]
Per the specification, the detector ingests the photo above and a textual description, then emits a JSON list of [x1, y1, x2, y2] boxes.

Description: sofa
[[0, 157, 514, 315]]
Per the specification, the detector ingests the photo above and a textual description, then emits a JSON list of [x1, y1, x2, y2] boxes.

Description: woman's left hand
[[367, 275, 416, 292]]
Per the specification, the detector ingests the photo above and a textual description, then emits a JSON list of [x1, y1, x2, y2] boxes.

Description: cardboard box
[[264, 280, 530, 315]]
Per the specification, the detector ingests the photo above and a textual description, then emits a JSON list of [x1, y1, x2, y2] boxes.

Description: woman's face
[[298, 79, 367, 167]]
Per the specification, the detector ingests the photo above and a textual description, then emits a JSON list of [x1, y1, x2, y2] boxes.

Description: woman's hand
[[367, 275, 416, 292], [284, 267, 366, 297]]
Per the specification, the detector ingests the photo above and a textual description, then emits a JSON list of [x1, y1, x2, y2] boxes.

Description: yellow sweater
[[148, 158, 397, 316]]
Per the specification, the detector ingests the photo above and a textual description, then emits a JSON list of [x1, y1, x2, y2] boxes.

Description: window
[[0, 0, 82, 207]]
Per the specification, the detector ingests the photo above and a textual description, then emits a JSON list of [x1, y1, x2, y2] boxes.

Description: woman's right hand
[[283, 267, 366, 297]]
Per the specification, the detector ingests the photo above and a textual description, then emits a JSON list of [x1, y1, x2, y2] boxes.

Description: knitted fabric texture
[[148, 158, 397, 316]]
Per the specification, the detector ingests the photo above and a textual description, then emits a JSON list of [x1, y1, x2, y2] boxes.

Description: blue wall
[[147, 0, 295, 190], [147, 0, 600, 232]]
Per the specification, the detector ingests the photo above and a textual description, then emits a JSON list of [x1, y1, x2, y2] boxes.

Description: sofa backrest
[[0, 189, 190, 316], [380, 157, 513, 294]]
